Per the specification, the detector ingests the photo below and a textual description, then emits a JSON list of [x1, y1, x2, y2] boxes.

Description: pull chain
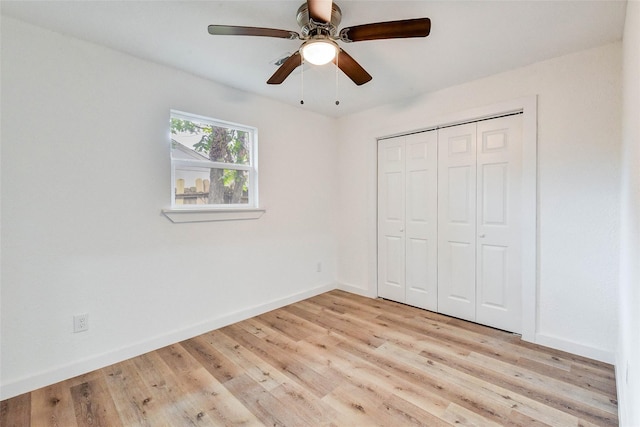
[[335, 53, 340, 106], [300, 57, 305, 105]]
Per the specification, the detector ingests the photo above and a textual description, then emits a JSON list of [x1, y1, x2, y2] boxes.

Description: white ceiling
[[1, 0, 628, 117]]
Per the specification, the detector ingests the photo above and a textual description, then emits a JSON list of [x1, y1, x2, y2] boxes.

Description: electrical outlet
[[316, 261, 322, 272], [73, 313, 88, 333]]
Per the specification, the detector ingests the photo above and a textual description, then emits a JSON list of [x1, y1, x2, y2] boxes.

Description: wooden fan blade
[[339, 18, 431, 42], [307, 0, 333, 23], [267, 52, 302, 84], [208, 25, 298, 39], [334, 49, 372, 86]]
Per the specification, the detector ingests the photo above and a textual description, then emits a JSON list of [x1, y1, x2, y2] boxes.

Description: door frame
[[375, 96, 537, 343]]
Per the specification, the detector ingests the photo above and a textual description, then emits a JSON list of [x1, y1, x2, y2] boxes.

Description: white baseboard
[[336, 282, 378, 299], [0, 282, 336, 400], [534, 332, 615, 364]]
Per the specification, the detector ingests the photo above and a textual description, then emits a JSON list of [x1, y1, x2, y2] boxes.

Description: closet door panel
[[478, 243, 508, 307], [437, 124, 477, 321], [476, 115, 522, 332], [481, 163, 508, 224], [405, 131, 438, 310], [446, 241, 475, 300], [406, 237, 430, 292], [377, 137, 406, 302], [383, 236, 404, 285]]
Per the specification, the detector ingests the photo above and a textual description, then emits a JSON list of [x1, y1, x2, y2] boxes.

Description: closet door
[[437, 123, 477, 322], [377, 132, 438, 310], [405, 131, 438, 310], [379, 115, 523, 333], [476, 116, 523, 332], [377, 136, 406, 302]]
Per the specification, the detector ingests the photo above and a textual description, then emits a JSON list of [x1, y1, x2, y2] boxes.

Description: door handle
[[479, 234, 486, 238], [400, 227, 404, 232]]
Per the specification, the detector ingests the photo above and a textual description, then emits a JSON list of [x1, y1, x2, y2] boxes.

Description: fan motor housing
[[296, 2, 342, 37]]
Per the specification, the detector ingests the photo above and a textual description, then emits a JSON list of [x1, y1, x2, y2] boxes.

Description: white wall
[[336, 42, 622, 363], [0, 16, 338, 399], [617, 1, 640, 424]]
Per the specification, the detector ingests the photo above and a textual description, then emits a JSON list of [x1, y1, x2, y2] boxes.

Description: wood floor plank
[[570, 363, 618, 396], [302, 332, 454, 420], [472, 349, 619, 414], [102, 359, 157, 426], [223, 374, 308, 426], [221, 323, 339, 398], [421, 338, 616, 425], [374, 312, 523, 364], [414, 346, 588, 426], [443, 402, 503, 427], [181, 334, 246, 384], [1, 392, 31, 427], [1, 290, 619, 426], [517, 356, 615, 396], [321, 383, 394, 426], [132, 351, 215, 425], [158, 341, 264, 425], [382, 391, 454, 427], [516, 338, 614, 370], [30, 382, 79, 427], [375, 341, 524, 426], [155, 343, 202, 374], [256, 308, 326, 342], [201, 330, 288, 391], [284, 302, 387, 349], [310, 291, 384, 320], [269, 380, 341, 426], [330, 291, 453, 324], [69, 377, 122, 427]]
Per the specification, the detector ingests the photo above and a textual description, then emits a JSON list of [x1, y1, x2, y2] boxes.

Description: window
[[169, 110, 258, 210]]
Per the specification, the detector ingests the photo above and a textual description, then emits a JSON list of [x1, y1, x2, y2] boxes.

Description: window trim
[[162, 207, 265, 223], [167, 110, 261, 221]]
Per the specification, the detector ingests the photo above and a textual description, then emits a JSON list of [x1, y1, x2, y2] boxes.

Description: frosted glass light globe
[[301, 40, 337, 65]]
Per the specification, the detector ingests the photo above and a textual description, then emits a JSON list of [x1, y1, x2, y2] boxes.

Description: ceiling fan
[[207, 0, 431, 86]]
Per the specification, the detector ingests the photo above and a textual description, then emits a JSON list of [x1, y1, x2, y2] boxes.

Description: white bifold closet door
[[378, 114, 523, 334], [377, 131, 438, 311], [436, 123, 477, 321], [438, 115, 523, 332]]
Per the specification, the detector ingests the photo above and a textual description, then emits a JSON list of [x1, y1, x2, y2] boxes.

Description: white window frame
[[163, 110, 264, 223]]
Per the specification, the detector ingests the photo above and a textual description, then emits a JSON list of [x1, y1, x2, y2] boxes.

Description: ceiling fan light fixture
[[208, 2, 432, 86], [301, 39, 337, 65]]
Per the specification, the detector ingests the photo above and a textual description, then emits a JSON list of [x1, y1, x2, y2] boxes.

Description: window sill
[[162, 207, 265, 223]]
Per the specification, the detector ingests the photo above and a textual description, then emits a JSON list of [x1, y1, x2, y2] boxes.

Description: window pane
[[175, 167, 249, 205], [170, 117, 251, 165]]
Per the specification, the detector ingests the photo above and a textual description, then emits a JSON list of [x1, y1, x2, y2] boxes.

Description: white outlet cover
[[73, 314, 88, 333]]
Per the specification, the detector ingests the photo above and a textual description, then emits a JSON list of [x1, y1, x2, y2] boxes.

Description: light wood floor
[[1, 290, 618, 426]]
